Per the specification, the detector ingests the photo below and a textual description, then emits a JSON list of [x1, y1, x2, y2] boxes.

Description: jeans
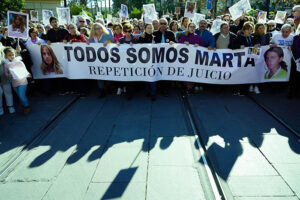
[[13, 85, 29, 107], [0, 83, 13, 107]]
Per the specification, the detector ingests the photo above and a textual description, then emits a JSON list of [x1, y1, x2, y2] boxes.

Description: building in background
[[23, 0, 63, 22]]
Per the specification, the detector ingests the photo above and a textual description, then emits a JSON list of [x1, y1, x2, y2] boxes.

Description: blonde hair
[[40, 45, 63, 75], [67, 23, 80, 35], [89, 23, 109, 39]]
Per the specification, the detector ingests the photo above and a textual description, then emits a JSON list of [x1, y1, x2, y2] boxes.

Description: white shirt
[[25, 37, 46, 45], [270, 33, 294, 47]]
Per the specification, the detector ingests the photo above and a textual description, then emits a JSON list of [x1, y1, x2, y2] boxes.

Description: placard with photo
[[7, 11, 29, 39]]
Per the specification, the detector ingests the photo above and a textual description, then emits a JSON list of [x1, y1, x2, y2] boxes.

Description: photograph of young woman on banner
[[7, 11, 29, 39], [264, 47, 288, 79], [40, 45, 63, 75]]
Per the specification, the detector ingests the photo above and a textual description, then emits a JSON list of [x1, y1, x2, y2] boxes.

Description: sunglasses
[[79, 21, 85, 23], [124, 30, 132, 33], [160, 23, 167, 25]]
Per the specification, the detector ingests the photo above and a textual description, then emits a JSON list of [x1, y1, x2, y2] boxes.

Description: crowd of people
[[0, 5, 300, 116]]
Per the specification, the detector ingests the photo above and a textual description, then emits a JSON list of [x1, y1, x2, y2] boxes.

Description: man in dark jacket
[[46, 17, 69, 44], [153, 18, 176, 96], [214, 23, 236, 49], [289, 34, 300, 98], [153, 18, 176, 44], [46, 17, 69, 95]]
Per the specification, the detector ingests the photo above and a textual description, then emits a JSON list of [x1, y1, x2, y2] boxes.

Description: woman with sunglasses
[[117, 23, 138, 100]]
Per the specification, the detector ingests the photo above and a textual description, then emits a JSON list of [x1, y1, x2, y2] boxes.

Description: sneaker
[[0, 107, 3, 116], [8, 106, 15, 114], [117, 88, 122, 95], [249, 85, 254, 93], [254, 86, 260, 94]]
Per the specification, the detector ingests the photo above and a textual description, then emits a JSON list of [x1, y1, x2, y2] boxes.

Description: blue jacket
[[195, 29, 215, 48], [88, 33, 114, 43]]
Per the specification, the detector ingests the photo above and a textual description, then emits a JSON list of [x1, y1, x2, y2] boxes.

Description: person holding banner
[[289, 32, 300, 98], [195, 20, 215, 50], [87, 23, 114, 98], [153, 18, 176, 96], [214, 23, 236, 49], [252, 23, 271, 46], [112, 23, 124, 43], [46, 17, 69, 44], [138, 23, 156, 100], [178, 22, 205, 93], [233, 22, 260, 95], [270, 24, 294, 47], [25, 28, 46, 46], [117, 23, 139, 100]]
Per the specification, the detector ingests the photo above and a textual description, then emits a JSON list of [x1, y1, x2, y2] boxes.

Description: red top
[[65, 34, 87, 43]]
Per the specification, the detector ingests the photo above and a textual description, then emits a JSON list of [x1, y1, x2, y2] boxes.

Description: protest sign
[[42, 10, 53, 25], [229, 0, 251, 20], [184, 2, 197, 18], [57, 7, 71, 25], [27, 44, 292, 84], [7, 11, 29, 39]]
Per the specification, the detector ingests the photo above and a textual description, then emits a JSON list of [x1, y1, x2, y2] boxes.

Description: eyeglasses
[[189, 26, 196, 29], [223, 19, 230, 21], [160, 23, 167, 25], [124, 30, 132, 33], [79, 21, 85, 23]]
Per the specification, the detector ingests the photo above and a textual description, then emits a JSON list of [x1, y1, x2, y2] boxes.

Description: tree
[[70, 3, 93, 21], [0, 0, 25, 21]]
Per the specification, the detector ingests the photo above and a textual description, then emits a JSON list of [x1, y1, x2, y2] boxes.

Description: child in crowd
[[0, 44, 15, 115], [4, 47, 31, 115]]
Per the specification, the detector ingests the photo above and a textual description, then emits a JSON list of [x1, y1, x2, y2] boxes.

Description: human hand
[[184, 41, 189, 46]]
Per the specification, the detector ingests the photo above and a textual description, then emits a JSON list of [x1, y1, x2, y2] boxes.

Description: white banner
[[27, 43, 292, 84]]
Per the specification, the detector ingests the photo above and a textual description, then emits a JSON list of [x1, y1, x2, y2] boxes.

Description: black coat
[[232, 34, 259, 49], [214, 32, 237, 49], [153, 29, 176, 44], [46, 28, 69, 43], [252, 33, 271, 46], [138, 33, 154, 43]]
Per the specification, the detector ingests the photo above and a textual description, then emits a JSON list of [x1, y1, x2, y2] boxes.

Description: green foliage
[[70, 4, 85, 16], [70, 4, 93, 21], [130, 7, 141, 19], [0, 0, 25, 21], [247, 8, 254, 16]]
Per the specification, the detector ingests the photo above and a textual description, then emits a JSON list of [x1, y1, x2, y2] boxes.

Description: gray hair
[[281, 24, 292, 31], [159, 18, 168, 24]]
